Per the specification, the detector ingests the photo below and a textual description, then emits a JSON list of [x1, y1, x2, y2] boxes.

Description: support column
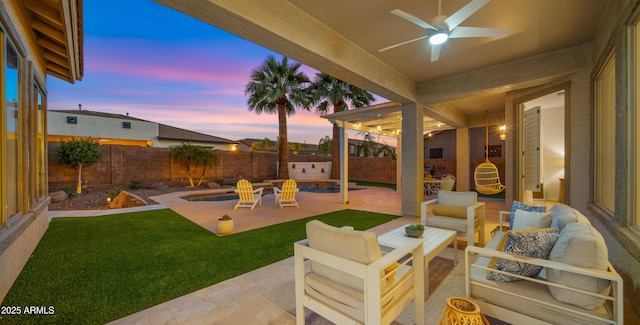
[[456, 128, 470, 191], [396, 136, 402, 194], [401, 103, 424, 216], [339, 122, 349, 204]]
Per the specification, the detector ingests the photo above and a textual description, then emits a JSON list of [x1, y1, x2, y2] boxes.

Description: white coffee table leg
[[424, 259, 430, 300]]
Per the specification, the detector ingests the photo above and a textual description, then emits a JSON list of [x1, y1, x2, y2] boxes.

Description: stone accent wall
[[349, 157, 397, 184]]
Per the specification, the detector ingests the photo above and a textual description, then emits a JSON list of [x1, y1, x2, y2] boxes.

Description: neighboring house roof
[[158, 124, 235, 144], [50, 109, 236, 145]]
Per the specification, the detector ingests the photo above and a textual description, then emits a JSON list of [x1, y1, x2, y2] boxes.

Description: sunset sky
[[46, 1, 387, 145]]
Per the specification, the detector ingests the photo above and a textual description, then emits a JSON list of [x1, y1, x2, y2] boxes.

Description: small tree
[[194, 148, 220, 187], [171, 143, 220, 187], [55, 137, 103, 194], [171, 143, 200, 187]]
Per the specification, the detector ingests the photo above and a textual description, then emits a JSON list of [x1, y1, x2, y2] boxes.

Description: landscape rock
[[205, 182, 221, 189], [108, 191, 148, 209], [50, 191, 67, 203], [148, 183, 169, 190]]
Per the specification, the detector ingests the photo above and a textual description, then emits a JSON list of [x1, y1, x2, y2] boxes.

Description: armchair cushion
[[487, 228, 559, 282], [509, 201, 546, 229], [512, 209, 553, 230], [305, 220, 382, 291], [436, 190, 476, 206], [432, 204, 468, 219]]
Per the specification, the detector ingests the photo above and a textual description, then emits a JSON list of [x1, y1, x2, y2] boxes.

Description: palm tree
[[250, 138, 276, 152], [288, 142, 311, 154], [317, 135, 332, 156], [245, 56, 311, 179], [309, 72, 375, 178]]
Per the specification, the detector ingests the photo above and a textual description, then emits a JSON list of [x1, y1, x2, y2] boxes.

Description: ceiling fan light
[[429, 31, 448, 45]]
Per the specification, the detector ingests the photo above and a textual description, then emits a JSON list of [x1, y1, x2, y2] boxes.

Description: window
[[430, 148, 443, 159], [594, 52, 616, 213], [488, 145, 502, 158], [67, 116, 77, 124], [36, 86, 46, 199], [2, 34, 20, 225], [122, 121, 131, 129]]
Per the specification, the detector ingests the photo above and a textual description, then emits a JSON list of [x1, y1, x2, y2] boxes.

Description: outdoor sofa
[[465, 202, 623, 324]]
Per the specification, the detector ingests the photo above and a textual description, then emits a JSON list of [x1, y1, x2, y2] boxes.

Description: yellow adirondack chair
[[274, 179, 300, 208], [234, 179, 263, 210]]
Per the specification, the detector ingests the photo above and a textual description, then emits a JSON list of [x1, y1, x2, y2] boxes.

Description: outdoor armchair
[[274, 179, 299, 208], [294, 220, 425, 325], [233, 179, 263, 210], [420, 190, 485, 246]]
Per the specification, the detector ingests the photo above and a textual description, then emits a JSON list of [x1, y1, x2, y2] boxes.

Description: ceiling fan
[[379, 0, 508, 62]]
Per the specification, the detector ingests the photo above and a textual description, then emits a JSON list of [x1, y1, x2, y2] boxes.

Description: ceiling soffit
[[22, 0, 83, 82]]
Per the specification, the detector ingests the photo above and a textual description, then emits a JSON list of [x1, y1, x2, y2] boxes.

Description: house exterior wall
[[0, 0, 73, 302], [48, 111, 159, 144]]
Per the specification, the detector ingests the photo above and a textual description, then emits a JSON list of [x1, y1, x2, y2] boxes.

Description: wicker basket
[[438, 296, 489, 325]]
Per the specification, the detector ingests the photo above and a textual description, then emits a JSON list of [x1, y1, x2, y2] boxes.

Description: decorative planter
[[438, 296, 489, 325], [405, 226, 424, 238], [217, 219, 234, 235]]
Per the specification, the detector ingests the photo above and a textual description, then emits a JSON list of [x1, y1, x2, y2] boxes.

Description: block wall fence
[[47, 143, 503, 191]]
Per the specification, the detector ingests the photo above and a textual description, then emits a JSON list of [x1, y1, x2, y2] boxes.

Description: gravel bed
[[48, 186, 203, 211]]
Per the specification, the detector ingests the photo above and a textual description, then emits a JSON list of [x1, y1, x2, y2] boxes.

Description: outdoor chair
[[233, 179, 263, 210], [439, 174, 456, 191], [420, 190, 485, 246], [274, 179, 300, 208], [294, 220, 425, 325]]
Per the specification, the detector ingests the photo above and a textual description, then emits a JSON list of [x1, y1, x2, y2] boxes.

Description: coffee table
[[378, 225, 457, 299]]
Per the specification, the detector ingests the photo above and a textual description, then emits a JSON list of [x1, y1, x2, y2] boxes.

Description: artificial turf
[[0, 208, 398, 324]]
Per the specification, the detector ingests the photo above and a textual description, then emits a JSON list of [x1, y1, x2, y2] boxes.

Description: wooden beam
[[43, 51, 70, 68], [23, 0, 63, 30], [37, 37, 67, 57], [46, 62, 70, 79], [31, 19, 65, 44]]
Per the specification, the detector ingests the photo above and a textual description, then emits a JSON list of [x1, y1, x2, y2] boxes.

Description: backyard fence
[[47, 143, 503, 192]]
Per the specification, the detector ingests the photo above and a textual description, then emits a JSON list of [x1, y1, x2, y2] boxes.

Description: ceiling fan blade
[[379, 35, 429, 52], [443, 0, 490, 30], [431, 44, 442, 62], [449, 26, 508, 39], [391, 9, 437, 30]]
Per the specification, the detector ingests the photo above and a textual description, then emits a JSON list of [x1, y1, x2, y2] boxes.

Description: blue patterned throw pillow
[[509, 201, 546, 229], [487, 228, 559, 282]]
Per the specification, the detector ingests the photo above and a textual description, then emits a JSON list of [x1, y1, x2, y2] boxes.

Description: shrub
[[108, 187, 122, 200], [62, 187, 74, 198], [129, 180, 143, 190]]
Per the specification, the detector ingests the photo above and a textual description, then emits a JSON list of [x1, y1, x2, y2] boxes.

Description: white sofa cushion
[[305, 220, 383, 291], [512, 209, 553, 230], [547, 222, 611, 310]]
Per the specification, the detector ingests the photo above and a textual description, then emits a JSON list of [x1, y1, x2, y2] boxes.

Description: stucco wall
[[48, 111, 159, 142]]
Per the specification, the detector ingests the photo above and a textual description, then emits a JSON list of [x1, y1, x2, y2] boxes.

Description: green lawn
[[0, 209, 398, 324]]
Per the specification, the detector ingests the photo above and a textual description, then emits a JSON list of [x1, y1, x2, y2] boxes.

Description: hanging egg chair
[[474, 113, 506, 195]]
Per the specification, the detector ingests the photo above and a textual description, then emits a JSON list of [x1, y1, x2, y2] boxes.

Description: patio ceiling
[[155, 0, 605, 127], [322, 102, 454, 138]]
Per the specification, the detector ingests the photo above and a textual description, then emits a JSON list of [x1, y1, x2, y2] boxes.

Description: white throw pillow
[[511, 209, 553, 230]]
